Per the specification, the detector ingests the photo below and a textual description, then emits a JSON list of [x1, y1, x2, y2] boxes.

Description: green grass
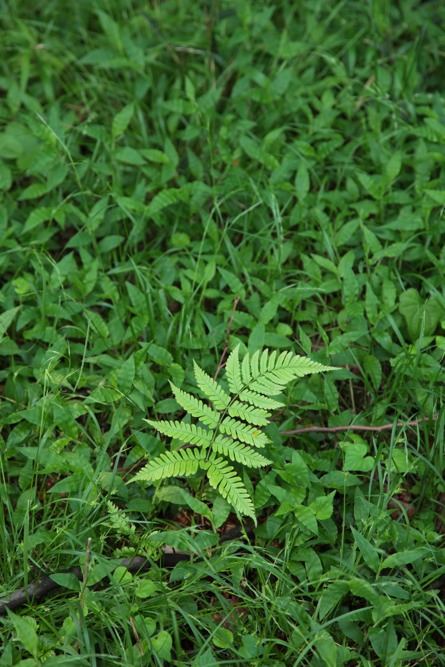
[[1, 0, 445, 664]]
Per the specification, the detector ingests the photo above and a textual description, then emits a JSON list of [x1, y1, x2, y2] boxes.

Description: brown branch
[[280, 415, 437, 436], [214, 297, 240, 380], [0, 523, 254, 615]]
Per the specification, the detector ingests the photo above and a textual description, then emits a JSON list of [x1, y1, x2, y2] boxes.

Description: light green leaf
[[219, 417, 269, 447], [204, 456, 256, 521], [152, 630, 172, 661], [135, 580, 160, 598], [193, 362, 230, 409], [239, 389, 284, 410], [170, 383, 219, 428], [131, 449, 204, 482], [226, 345, 243, 394], [145, 420, 215, 448], [7, 613, 39, 657], [228, 400, 270, 426], [213, 435, 271, 467], [213, 627, 234, 649]]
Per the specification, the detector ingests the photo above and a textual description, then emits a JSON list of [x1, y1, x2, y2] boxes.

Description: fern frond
[[202, 456, 256, 521], [193, 361, 230, 409], [228, 400, 270, 426], [213, 436, 271, 468], [169, 382, 219, 428], [132, 344, 337, 521], [239, 389, 284, 410], [226, 345, 243, 394], [132, 449, 204, 482], [219, 417, 269, 447], [145, 419, 214, 448]]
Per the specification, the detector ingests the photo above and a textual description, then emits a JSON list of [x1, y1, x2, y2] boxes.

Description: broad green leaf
[[0, 306, 21, 340], [315, 631, 337, 667], [218, 267, 246, 298], [351, 527, 380, 572], [381, 548, 429, 570], [213, 627, 233, 649], [342, 442, 374, 472], [112, 103, 134, 139], [310, 491, 335, 520], [49, 573, 81, 591], [424, 189, 445, 205], [114, 146, 145, 165], [23, 206, 53, 233], [295, 162, 310, 201], [117, 355, 135, 394], [147, 343, 173, 366], [385, 151, 402, 184], [294, 505, 318, 534], [155, 485, 212, 520], [135, 580, 160, 598], [363, 354, 382, 390], [369, 622, 398, 661], [152, 630, 172, 661], [7, 613, 39, 657], [318, 581, 349, 621]]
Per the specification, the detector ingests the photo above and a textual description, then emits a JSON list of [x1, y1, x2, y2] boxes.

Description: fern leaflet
[[132, 449, 204, 482], [228, 400, 270, 426], [193, 361, 230, 409], [239, 389, 284, 410], [219, 417, 269, 448], [213, 436, 271, 468], [170, 382, 219, 428], [226, 346, 243, 394], [204, 456, 256, 520], [144, 420, 214, 448]]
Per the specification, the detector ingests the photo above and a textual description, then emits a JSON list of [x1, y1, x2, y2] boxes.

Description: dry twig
[[214, 297, 240, 379], [280, 415, 437, 436]]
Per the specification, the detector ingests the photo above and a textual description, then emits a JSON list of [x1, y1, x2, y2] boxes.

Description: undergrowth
[[0, 0, 445, 665]]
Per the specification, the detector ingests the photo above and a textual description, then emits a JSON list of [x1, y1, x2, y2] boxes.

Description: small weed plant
[[130, 346, 335, 521]]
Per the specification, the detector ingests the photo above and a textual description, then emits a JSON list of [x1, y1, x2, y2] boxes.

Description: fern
[[129, 345, 335, 523]]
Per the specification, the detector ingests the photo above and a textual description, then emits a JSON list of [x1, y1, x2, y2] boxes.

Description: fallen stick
[[280, 415, 437, 435]]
